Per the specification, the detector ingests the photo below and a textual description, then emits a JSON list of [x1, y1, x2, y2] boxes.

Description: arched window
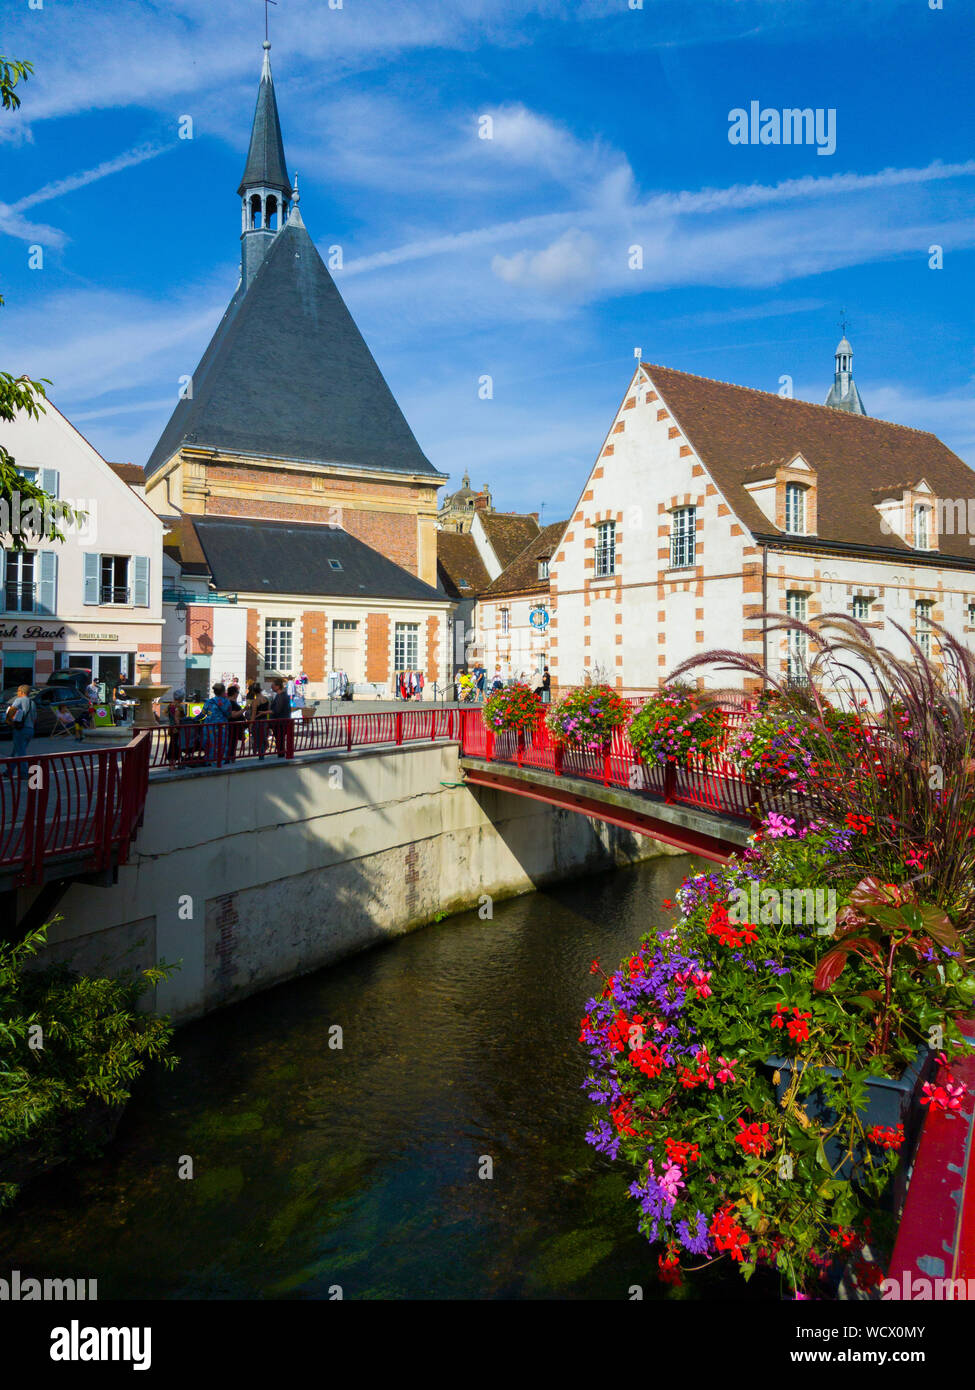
[[784, 483, 805, 535], [266, 195, 278, 231], [250, 194, 263, 230]]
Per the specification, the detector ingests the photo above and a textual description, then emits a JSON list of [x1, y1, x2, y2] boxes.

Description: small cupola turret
[[238, 41, 293, 288]]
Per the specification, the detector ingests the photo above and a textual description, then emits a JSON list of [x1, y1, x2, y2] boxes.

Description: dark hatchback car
[[0, 684, 93, 738]]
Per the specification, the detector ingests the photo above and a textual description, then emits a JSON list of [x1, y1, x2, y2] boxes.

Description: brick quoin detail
[[246, 607, 259, 682], [366, 613, 390, 682], [425, 615, 440, 683], [301, 611, 326, 681]]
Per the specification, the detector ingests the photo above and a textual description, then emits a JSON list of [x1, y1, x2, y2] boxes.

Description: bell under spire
[[238, 41, 293, 288], [824, 331, 866, 415]]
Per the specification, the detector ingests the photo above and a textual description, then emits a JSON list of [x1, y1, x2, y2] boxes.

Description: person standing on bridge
[[5, 685, 37, 778], [269, 678, 291, 758], [202, 682, 232, 764]]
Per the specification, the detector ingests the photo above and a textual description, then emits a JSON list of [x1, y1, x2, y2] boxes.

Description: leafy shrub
[[0, 923, 179, 1209]]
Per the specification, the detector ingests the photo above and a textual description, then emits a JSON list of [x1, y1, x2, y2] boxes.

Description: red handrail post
[[485, 730, 495, 762], [346, 715, 353, 752], [285, 719, 296, 760], [664, 760, 677, 804], [395, 711, 403, 746], [430, 708, 436, 742], [554, 742, 563, 776]]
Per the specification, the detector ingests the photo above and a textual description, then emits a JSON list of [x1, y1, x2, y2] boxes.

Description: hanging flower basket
[[481, 682, 541, 734], [545, 684, 630, 752], [628, 687, 725, 766]]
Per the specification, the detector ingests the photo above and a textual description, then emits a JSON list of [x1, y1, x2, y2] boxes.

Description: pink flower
[[716, 1055, 738, 1084]]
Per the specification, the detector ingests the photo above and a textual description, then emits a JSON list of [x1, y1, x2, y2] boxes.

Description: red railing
[[0, 730, 151, 887], [147, 709, 464, 770], [458, 709, 810, 827]]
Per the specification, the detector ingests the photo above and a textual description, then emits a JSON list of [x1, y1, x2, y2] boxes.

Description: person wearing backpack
[[5, 684, 37, 776]]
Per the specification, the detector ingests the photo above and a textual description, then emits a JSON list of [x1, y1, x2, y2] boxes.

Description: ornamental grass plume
[[670, 611, 975, 935]]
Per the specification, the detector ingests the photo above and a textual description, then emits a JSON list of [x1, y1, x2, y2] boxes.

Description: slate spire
[[238, 41, 293, 288], [824, 333, 866, 415]]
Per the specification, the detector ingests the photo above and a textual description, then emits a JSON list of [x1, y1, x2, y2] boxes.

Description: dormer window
[[785, 483, 806, 535], [538, 558, 550, 580], [913, 503, 932, 550]]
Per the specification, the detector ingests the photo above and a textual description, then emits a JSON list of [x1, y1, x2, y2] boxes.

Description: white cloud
[[492, 229, 601, 293]]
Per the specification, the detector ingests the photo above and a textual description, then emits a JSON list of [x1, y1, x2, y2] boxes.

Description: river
[[0, 854, 771, 1299]]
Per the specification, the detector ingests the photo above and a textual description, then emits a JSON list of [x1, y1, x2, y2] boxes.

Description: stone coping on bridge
[[149, 736, 460, 784], [459, 755, 753, 853]]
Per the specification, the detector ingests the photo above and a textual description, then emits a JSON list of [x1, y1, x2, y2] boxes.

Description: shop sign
[[78, 634, 119, 641], [0, 624, 66, 640]]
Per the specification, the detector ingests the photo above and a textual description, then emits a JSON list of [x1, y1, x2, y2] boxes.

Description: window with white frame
[[538, 558, 550, 580], [394, 622, 419, 669], [786, 591, 808, 680], [264, 618, 294, 672], [595, 521, 616, 577], [670, 507, 696, 568], [913, 503, 931, 550], [968, 600, 975, 628], [500, 608, 510, 635], [915, 600, 933, 658], [3, 550, 35, 612], [784, 483, 806, 535], [852, 594, 872, 621]]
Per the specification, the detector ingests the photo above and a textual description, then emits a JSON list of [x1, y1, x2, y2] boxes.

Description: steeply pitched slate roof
[[483, 521, 568, 598], [237, 50, 291, 196], [191, 515, 446, 602], [436, 530, 491, 598], [146, 219, 444, 481], [643, 363, 975, 563], [479, 512, 541, 568]]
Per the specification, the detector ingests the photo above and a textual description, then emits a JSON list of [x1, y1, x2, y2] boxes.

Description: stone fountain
[[120, 659, 170, 730]]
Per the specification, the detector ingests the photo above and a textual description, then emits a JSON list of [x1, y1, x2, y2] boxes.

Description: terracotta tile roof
[[108, 461, 145, 485], [644, 363, 975, 564], [483, 521, 568, 598], [479, 511, 541, 568], [436, 530, 491, 598]]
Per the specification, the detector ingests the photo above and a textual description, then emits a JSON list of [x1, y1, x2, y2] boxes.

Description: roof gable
[[146, 221, 442, 481], [643, 363, 975, 561]]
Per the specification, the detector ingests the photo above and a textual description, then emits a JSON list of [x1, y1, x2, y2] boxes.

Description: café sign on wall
[[0, 624, 66, 640]]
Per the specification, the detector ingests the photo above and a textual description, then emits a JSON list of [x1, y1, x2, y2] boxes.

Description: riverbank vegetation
[[0, 923, 179, 1210]]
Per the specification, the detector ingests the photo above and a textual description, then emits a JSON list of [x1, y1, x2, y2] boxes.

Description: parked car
[[44, 669, 95, 695], [0, 684, 93, 738]]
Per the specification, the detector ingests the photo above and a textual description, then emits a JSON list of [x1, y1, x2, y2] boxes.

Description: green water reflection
[[0, 855, 772, 1299]]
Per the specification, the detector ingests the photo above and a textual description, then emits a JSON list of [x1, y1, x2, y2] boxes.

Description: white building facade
[[551, 358, 975, 699], [0, 402, 164, 693]]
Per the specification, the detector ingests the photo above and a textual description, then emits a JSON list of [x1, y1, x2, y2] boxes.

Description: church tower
[[824, 334, 866, 415], [144, 41, 447, 588], [238, 41, 293, 289]]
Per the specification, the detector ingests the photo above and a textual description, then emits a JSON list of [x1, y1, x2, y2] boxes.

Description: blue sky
[[2, 0, 973, 522]]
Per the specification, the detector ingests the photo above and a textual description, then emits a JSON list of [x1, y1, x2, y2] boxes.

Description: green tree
[[0, 55, 85, 548]]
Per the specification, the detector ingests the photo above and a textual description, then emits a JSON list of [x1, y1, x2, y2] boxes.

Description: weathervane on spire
[[839, 307, 850, 338], [265, 0, 277, 43]]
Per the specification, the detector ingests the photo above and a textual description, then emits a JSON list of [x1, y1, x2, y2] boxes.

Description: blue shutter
[[83, 552, 99, 605], [133, 555, 149, 607], [36, 551, 57, 616], [39, 468, 59, 498]]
